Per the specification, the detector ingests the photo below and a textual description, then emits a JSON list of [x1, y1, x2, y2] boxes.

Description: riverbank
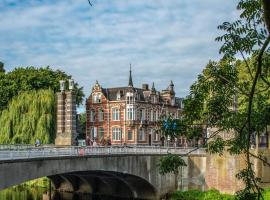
[[169, 189, 270, 200]]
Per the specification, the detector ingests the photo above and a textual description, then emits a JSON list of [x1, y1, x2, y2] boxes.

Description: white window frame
[[127, 129, 133, 140], [98, 109, 104, 121], [112, 127, 121, 141], [93, 93, 102, 103], [90, 110, 95, 122], [139, 129, 145, 141], [90, 127, 97, 140], [127, 107, 134, 120], [112, 107, 120, 121], [99, 127, 104, 140], [139, 108, 145, 121]]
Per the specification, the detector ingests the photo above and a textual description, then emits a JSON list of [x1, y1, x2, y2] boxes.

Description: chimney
[[142, 84, 149, 91]]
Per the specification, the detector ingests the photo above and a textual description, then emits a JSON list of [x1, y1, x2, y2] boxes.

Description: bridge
[[0, 146, 206, 199]]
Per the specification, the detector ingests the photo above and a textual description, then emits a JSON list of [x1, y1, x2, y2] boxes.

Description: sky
[[0, 0, 238, 103]]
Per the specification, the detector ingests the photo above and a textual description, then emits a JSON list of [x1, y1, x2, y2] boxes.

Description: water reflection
[[0, 188, 139, 200]]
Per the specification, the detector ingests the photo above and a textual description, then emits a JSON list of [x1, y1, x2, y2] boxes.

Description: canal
[[0, 187, 139, 200]]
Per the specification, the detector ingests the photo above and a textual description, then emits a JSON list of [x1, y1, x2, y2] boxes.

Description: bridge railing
[[0, 146, 206, 161]]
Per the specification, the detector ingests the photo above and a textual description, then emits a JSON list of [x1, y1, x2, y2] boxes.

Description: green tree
[[0, 66, 84, 111], [77, 112, 86, 139], [0, 62, 5, 73], [0, 89, 56, 144], [159, 0, 270, 199], [159, 153, 187, 190]]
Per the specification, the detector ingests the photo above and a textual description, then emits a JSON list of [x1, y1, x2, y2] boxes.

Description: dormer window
[[126, 92, 134, 104], [117, 91, 121, 100]]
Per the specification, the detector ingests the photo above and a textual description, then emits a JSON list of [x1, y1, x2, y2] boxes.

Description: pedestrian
[[35, 139, 40, 147]]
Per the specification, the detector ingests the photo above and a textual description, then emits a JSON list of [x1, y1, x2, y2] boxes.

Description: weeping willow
[[0, 89, 56, 144]]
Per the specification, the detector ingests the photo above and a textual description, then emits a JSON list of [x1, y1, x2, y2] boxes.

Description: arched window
[[112, 107, 120, 121]]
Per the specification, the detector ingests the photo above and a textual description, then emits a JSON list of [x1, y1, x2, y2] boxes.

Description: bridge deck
[[0, 146, 206, 161]]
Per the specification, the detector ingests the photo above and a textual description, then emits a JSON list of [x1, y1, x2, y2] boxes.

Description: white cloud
[[0, 0, 238, 103]]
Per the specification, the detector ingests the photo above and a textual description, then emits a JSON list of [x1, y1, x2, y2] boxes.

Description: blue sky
[[0, 0, 238, 101]]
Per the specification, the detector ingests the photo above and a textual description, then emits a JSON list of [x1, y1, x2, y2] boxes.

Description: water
[[0, 187, 144, 200]]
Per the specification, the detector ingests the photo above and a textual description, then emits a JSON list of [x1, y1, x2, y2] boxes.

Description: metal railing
[[0, 145, 206, 161]]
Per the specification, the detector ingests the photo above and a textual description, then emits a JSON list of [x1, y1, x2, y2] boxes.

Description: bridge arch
[[48, 170, 157, 199], [0, 154, 178, 199]]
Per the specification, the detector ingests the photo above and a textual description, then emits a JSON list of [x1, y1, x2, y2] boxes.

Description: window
[[155, 132, 159, 141], [90, 127, 97, 140], [150, 110, 153, 121], [128, 129, 133, 140], [139, 109, 145, 121], [112, 108, 120, 121], [127, 107, 134, 120], [126, 92, 134, 104], [98, 109, 104, 121], [153, 110, 156, 121], [93, 93, 101, 103], [99, 127, 104, 140], [139, 129, 145, 141], [112, 127, 121, 141], [90, 110, 95, 122], [117, 91, 121, 100]]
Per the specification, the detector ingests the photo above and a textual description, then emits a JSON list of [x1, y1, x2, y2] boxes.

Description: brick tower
[[55, 79, 77, 145]]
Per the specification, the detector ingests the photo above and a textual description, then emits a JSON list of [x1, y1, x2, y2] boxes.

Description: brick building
[[85, 68, 184, 146]]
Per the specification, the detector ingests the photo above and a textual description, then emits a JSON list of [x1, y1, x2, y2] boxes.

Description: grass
[[170, 189, 270, 200]]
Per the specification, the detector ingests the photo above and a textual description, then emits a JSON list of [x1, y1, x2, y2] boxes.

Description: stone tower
[[55, 79, 77, 146]]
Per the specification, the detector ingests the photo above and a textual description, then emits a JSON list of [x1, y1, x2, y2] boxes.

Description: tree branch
[[263, 0, 270, 34], [87, 0, 93, 6], [249, 151, 270, 168]]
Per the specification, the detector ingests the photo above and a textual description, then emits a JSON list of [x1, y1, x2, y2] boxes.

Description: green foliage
[[0, 66, 84, 111], [0, 89, 56, 144], [0, 178, 49, 200], [159, 153, 186, 175], [158, 0, 270, 199], [78, 112, 86, 139], [170, 189, 235, 200], [0, 62, 4, 73]]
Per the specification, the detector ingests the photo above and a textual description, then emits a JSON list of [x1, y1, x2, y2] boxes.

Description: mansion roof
[[89, 67, 183, 108]]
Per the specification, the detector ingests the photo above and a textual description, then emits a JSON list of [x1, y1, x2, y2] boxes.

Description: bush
[[170, 189, 235, 200]]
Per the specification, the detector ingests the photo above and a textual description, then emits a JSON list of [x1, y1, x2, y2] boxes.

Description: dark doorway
[[148, 134, 152, 146]]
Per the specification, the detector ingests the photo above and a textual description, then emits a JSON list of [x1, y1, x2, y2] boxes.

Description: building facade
[[86, 68, 184, 146]]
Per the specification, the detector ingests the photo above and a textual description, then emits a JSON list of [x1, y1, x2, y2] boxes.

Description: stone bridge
[[0, 146, 207, 199]]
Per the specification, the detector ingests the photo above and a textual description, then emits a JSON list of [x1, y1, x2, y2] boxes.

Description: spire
[[170, 80, 174, 87], [151, 82, 156, 94], [128, 64, 133, 87], [169, 80, 175, 95]]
